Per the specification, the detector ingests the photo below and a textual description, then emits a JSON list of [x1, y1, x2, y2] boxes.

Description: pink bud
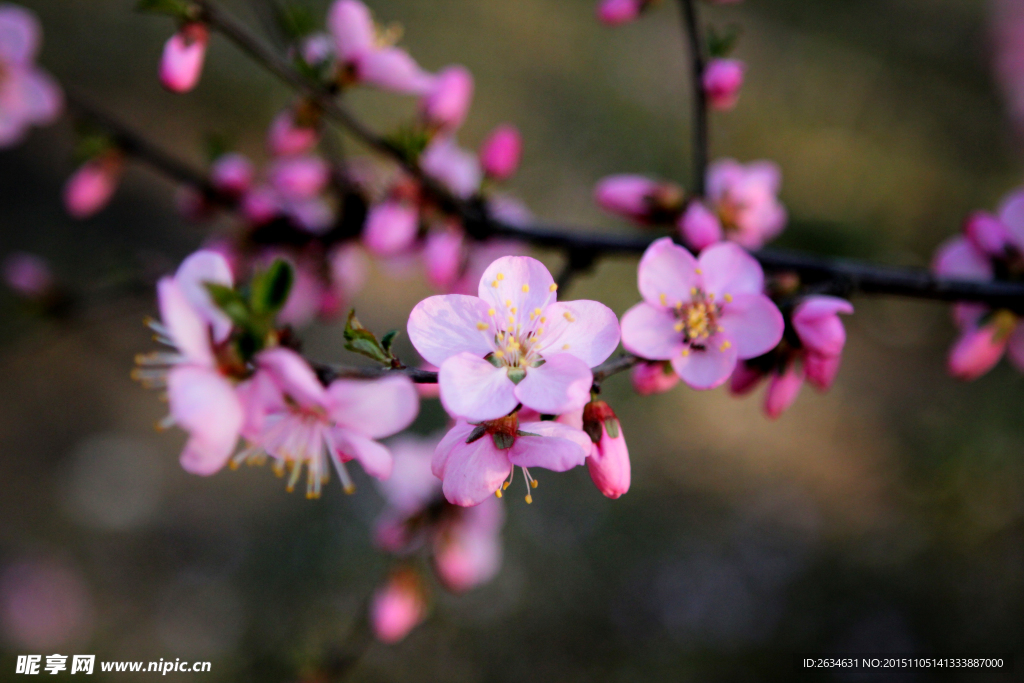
[[596, 0, 644, 26], [421, 65, 474, 131], [364, 201, 419, 256], [948, 322, 1010, 381], [210, 153, 254, 196], [2, 252, 52, 298], [370, 570, 426, 644], [728, 362, 764, 396], [630, 361, 679, 395], [63, 156, 121, 219], [423, 229, 464, 288], [284, 197, 335, 234], [268, 156, 329, 201], [582, 401, 630, 499], [479, 125, 522, 180], [678, 200, 723, 250], [594, 174, 682, 223], [159, 23, 209, 93], [764, 365, 804, 419], [964, 211, 1012, 257], [804, 352, 841, 391], [791, 296, 853, 357], [267, 109, 320, 157], [703, 58, 745, 111], [240, 185, 280, 224]]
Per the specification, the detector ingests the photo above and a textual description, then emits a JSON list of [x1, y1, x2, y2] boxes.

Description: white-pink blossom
[[0, 4, 62, 147], [159, 22, 209, 93]]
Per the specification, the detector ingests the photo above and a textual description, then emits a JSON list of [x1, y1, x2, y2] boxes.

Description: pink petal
[[434, 425, 513, 507], [257, 347, 329, 409], [423, 229, 464, 288], [275, 258, 322, 327], [370, 573, 425, 644], [791, 295, 853, 356], [637, 237, 700, 308], [328, 0, 375, 60], [717, 293, 785, 359], [439, 352, 519, 421], [596, 0, 643, 26], [421, 136, 482, 199], [168, 366, 243, 475], [421, 65, 473, 131], [764, 365, 804, 419], [509, 421, 591, 472], [587, 428, 630, 499], [997, 189, 1024, 251], [537, 300, 621, 367], [0, 5, 40, 65], [329, 242, 368, 298], [728, 362, 764, 395], [356, 47, 433, 94], [434, 502, 504, 591], [698, 241, 765, 297], [620, 301, 684, 360], [932, 236, 992, 280], [19, 69, 61, 124], [326, 375, 419, 439], [678, 200, 723, 251], [477, 255, 556, 314], [706, 158, 745, 203], [947, 324, 1007, 381], [479, 125, 522, 180], [703, 58, 745, 111], [2, 252, 51, 297], [964, 211, 1012, 256], [332, 428, 394, 480], [432, 421, 474, 478], [269, 156, 329, 201], [157, 277, 213, 367], [63, 159, 120, 219], [670, 333, 739, 390], [364, 201, 419, 256], [235, 370, 280, 443], [210, 153, 254, 195], [267, 110, 320, 157], [159, 24, 208, 93], [514, 353, 593, 416], [407, 294, 495, 366], [593, 174, 659, 220], [630, 360, 680, 395], [804, 352, 841, 391], [377, 436, 441, 513], [175, 250, 234, 343]]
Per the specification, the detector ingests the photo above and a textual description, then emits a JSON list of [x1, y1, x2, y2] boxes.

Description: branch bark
[[679, 0, 708, 196]]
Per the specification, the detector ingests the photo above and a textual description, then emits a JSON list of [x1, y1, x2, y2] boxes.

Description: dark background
[[0, 0, 1022, 680]]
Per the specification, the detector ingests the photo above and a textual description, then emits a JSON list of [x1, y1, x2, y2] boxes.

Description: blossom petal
[[432, 421, 474, 479], [948, 325, 1007, 381], [477, 255, 556, 315], [670, 334, 739, 389], [328, 0, 375, 59], [168, 366, 243, 475], [514, 353, 592, 415], [357, 47, 433, 94], [804, 352, 841, 391], [0, 5, 39, 65], [791, 296, 853, 356], [509, 421, 590, 472], [257, 347, 328, 409], [698, 242, 765, 297], [175, 250, 234, 342], [621, 302, 684, 360], [407, 294, 494, 366], [332, 428, 394, 480], [932, 236, 993, 280], [637, 237, 699, 308], [764, 365, 804, 419], [439, 352, 518, 421], [327, 375, 419, 438], [157, 277, 213, 366], [717, 293, 784, 359], [998, 189, 1024, 251], [363, 201, 419, 256], [434, 426, 513, 507], [536, 300, 621, 367]]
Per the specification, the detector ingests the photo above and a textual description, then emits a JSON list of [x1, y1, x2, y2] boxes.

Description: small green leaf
[[250, 259, 294, 316], [343, 310, 391, 364], [515, 430, 541, 438], [507, 366, 526, 385], [383, 124, 431, 164], [491, 432, 515, 450], [707, 24, 742, 58], [465, 424, 488, 444], [381, 330, 399, 353], [275, 3, 317, 40], [604, 418, 620, 439], [205, 283, 250, 327], [136, 0, 194, 19]]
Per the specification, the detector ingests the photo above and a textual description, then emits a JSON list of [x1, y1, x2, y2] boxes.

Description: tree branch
[[679, 0, 708, 196]]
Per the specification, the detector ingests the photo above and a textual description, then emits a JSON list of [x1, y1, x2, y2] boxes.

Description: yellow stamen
[[495, 350, 505, 358], [510, 307, 517, 314], [531, 479, 538, 488], [695, 268, 702, 275], [476, 322, 488, 330], [723, 293, 733, 303], [562, 344, 571, 350], [502, 481, 511, 490], [563, 312, 575, 322], [719, 340, 732, 351], [505, 299, 512, 306], [495, 489, 503, 498], [660, 293, 667, 306], [497, 272, 505, 280], [674, 322, 684, 332], [549, 284, 558, 292], [525, 494, 533, 504], [488, 308, 495, 316], [681, 348, 690, 356], [522, 284, 529, 292], [491, 280, 498, 288], [344, 484, 356, 494]]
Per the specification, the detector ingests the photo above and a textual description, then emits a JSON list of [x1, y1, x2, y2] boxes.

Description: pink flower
[[566, 400, 630, 499], [408, 255, 620, 421], [423, 228, 464, 289], [328, 0, 432, 94], [249, 347, 419, 497], [763, 364, 803, 419], [159, 22, 209, 93], [240, 185, 280, 225], [421, 65, 473, 132], [370, 568, 427, 644], [479, 125, 522, 180], [268, 156, 329, 201], [421, 136, 482, 199], [0, 4, 62, 148], [209, 153, 254, 196], [63, 155, 122, 219], [678, 200, 723, 251], [364, 200, 420, 256], [792, 295, 853, 358], [593, 174, 685, 225], [596, 0, 646, 26], [620, 238, 784, 390], [2, 251, 52, 298], [267, 109, 320, 157], [630, 360, 679, 395], [433, 496, 504, 591], [703, 58, 745, 111], [705, 159, 787, 249], [432, 415, 591, 506]]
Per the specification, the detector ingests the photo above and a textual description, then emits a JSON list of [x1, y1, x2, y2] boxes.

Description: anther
[[491, 280, 498, 288], [522, 284, 529, 293], [719, 340, 732, 351], [660, 293, 667, 306], [497, 273, 504, 280], [681, 348, 690, 356], [530, 479, 538, 489], [477, 322, 488, 330], [723, 293, 733, 303], [502, 481, 511, 490], [488, 308, 495, 316], [495, 489, 503, 498], [563, 312, 575, 322], [525, 494, 533, 504], [695, 268, 702, 275], [549, 284, 557, 292], [562, 344, 571, 350]]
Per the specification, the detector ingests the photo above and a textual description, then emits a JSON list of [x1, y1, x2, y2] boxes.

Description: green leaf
[[604, 418, 620, 439], [383, 124, 431, 164], [707, 24, 742, 58], [275, 3, 317, 40], [491, 432, 515, 450], [381, 330, 399, 353], [343, 310, 391, 364], [136, 0, 194, 19], [250, 259, 294, 317], [205, 283, 250, 327]]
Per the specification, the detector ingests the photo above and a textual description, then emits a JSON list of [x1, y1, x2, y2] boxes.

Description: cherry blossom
[[159, 22, 209, 93], [421, 65, 473, 132], [0, 4, 62, 147], [267, 108, 320, 157], [370, 568, 427, 644], [560, 400, 631, 499], [703, 58, 745, 111], [408, 255, 620, 421], [703, 158, 787, 249], [479, 125, 522, 181], [596, 0, 648, 26], [593, 174, 685, 225], [621, 238, 784, 390], [209, 153, 254, 197], [63, 154, 123, 219], [432, 414, 591, 506]]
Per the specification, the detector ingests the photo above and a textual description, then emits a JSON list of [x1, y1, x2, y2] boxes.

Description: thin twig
[[679, 0, 708, 196]]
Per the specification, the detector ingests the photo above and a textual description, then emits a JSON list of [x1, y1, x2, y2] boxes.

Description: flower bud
[[268, 156, 329, 201], [267, 109, 320, 157], [370, 568, 427, 644], [63, 155, 122, 219], [804, 352, 841, 391], [630, 361, 679, 395], [594, 174, 684, 224], [421, 65, 474, 132], [424, 229, 464, 288], [364, 201, 419, 256], [240, 185, 280, 225], [791, 296, 853, 357], [596, 0, 645, 26], [728, 361, 764, 396], [948, 317, 1013, 381], [764, 364, 803, 419], [479, 125, 522, 181], [2, 252, 52, 299], [159, 23, 209, 93], [421, 137, 482, 199], [210, 153, 254, 196], [678, 200, 723, 250], [703, 58, 745, 111], [582, 400, 630, 499], [964, 211, 1012, 257]]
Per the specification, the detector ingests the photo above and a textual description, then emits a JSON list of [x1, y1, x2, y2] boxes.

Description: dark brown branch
[[679, 0, 708, 196]]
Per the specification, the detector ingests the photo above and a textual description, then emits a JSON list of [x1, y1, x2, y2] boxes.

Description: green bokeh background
[[1, 0, 1022, 680]]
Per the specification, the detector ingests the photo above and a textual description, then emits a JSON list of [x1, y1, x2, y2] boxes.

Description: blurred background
[[1, 0, 1023, 680]]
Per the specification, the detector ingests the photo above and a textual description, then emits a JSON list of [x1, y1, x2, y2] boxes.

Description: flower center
[[674, 290, 724, 347], [476, 274, 560, 378], [716, 193, 745, 233]]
